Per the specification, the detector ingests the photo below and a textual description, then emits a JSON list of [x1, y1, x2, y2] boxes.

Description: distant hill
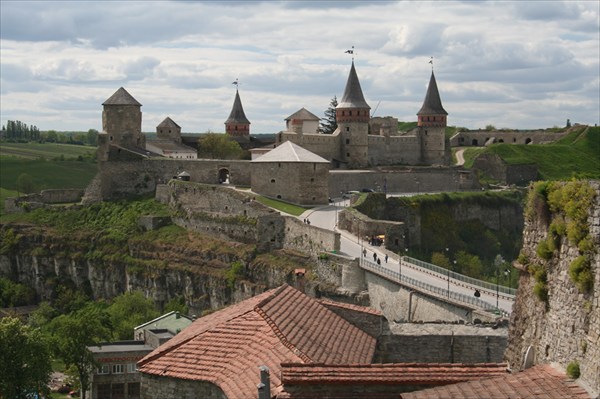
[[469, 126, 599, 181]]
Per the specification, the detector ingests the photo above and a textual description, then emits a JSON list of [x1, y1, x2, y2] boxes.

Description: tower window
[[346, 127, 350, 132], [349, 111, 352, 116], [271, 179, 275, 183], [346, 139, 350, 144], [347, 152, 350, 157]]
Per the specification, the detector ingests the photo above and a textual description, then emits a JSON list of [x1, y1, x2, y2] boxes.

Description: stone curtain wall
[[4, 189, 84, 213], [472, 153, 539, 185], [140, 374, 227, 399], [505, 180, 599, 394], [283, 217, 340, 256], [157, 181, 340, 255], [449, 129, 569, 147], [85, 158, 252, 201], [376, 326, 507, 363], [328, 168, 479, 197]]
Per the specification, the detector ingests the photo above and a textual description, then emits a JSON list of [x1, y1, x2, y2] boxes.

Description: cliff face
[[505, 180, 599, 395], [0, 224, 310, 316]]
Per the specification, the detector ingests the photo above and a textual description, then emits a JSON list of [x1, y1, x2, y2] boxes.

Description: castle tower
[[97, 87, 144, 161], [417, 71, 448, 164], [157, 117, 182, 143], [225, 89, 250, 138], [336, 61, 370, 168]]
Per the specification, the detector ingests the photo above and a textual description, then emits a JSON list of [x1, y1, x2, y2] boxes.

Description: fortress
[[87, 61, 478, 205]]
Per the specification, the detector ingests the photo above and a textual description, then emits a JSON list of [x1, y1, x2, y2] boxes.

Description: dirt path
[[455, 149, 466, 166]]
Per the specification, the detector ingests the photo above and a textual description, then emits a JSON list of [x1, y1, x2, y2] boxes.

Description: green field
[[468, 126, 600, 180], [0, 142, 96, 160], [0, 143, 98, 212]]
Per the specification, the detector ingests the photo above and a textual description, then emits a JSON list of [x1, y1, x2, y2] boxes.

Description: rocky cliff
[[505, 180, 599, 396], [0, 222, 313, 316]]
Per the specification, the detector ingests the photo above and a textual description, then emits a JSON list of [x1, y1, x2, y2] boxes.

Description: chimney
[[257, 365, 271, 399], [295, 268, 306, 293]]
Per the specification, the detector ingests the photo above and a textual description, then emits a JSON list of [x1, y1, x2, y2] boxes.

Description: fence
[[402, 256, 517, 297], [360, 258, 510, 317]]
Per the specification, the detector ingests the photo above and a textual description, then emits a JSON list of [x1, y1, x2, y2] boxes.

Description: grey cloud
[[121, 57, 161, 81], [511, 1, 581, 21]]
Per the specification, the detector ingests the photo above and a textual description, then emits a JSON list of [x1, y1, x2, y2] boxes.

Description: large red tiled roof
[[138, 285, 377, 399], [281, 363, 508, 385], [399, 364, 591, 399]]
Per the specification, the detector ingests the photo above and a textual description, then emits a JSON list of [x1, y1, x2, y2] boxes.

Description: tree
[[16, 173, 35, 195], [164, 295, 189, 315], [86, 129, 99, 146], [0, 317, 53, 399], [319, 96, 338, 134], [108, 291, 159, 340], [197, 133, 244, 159], [49, 303, 112, 399]]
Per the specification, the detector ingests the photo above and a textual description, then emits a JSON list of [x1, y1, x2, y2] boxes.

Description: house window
[[97, 365, 109, 375], [97, 384, 110, 399], [128, 382, 141, 398], [112, 364, 124, 374], [127, 363, 137, 373], [112, 383, 125, 399], [349, 110, 352, 116]]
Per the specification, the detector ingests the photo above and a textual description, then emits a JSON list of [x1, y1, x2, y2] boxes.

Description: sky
[[1, 1, 599, 134]]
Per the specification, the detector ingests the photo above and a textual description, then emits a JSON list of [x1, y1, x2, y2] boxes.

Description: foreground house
[[137, 285, 377, 398]]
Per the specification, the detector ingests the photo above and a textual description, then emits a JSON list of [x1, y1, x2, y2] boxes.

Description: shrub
[[533, 282, 548, 303], [536, 239, 553, 260], [569, 256, 593, 293], [566, 361, 580, 379]]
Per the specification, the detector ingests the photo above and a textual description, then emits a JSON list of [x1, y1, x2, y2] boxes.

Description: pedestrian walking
[[373, 253, 377, 262], [362, 249, 367, 257], [385, 254, 388, 263], [377, 258, 381, 265]]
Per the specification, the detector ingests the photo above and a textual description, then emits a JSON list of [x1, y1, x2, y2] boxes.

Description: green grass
[[255, 196, 309, 216], [462, 147, 486, 168], [0, 157, 98, 192], [468, 126, 599, 180], [0, 142, 96, 160]]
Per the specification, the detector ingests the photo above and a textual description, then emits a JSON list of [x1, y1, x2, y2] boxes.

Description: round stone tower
[[336, 61, 370, 168]]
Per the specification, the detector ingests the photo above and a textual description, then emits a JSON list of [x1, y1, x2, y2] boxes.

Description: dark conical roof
[[102, 87, 142, 106], [337, 62, 370, 109], [417, 71, 447, 115], [225, 90, 250, 124]]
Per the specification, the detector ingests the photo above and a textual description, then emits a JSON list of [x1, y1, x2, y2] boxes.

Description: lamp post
[[504, 268, 511, 289], [446, 248, 450, 298], [494, 254, 504, 311]]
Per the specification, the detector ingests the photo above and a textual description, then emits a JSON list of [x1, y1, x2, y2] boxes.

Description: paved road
[[300, 200, 515, 315]]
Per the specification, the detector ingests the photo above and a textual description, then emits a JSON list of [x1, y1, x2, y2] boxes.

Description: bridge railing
[[402, 256, 517, 297], [360, 258, 509, 317]]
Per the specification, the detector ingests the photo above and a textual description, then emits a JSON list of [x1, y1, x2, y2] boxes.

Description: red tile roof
[[281, 363, 508, 385], [138, 285, 376, 399], [399, 364, 591, 399]]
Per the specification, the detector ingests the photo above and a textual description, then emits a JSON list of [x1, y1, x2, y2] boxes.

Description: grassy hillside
[[0, 142, 98, 212], [471, 126, 599, 180]]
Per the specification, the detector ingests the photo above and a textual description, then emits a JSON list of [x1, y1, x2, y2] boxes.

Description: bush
[[569, 256, 593, 293], [536, 239, 553, 260], [566, 361, 580, 379]]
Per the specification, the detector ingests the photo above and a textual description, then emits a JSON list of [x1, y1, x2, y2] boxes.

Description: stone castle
[[97, 61, 450, 170]]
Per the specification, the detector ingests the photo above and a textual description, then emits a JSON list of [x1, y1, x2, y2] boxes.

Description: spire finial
[[232, 78, 239, 89], [429, 56, 434, 71], [345, 46, 355, 62]]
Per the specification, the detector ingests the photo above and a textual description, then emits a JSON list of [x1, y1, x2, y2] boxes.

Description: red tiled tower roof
[[138, 285, 377, 399]]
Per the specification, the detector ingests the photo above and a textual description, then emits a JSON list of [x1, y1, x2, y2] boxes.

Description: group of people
[[363, 249, 388, 265]]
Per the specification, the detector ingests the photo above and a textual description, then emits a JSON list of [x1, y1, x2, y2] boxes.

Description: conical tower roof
[[417, 71, 447, 116], [157, 117, 180, 129], [103, 87, 142, 106], [225, 90, 251, 124], [337, 62, 370, 109]]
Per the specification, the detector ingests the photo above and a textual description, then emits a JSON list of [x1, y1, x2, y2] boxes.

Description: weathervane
[[345, 46, 355, 62], [429, 56, 434, 71], [232, 78, 239, 88]]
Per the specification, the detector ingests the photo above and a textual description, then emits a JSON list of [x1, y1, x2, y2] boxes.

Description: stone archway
[[218, 168, 230, 184], [525, 138, 532, 144], [472, 139, 479, 146]]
